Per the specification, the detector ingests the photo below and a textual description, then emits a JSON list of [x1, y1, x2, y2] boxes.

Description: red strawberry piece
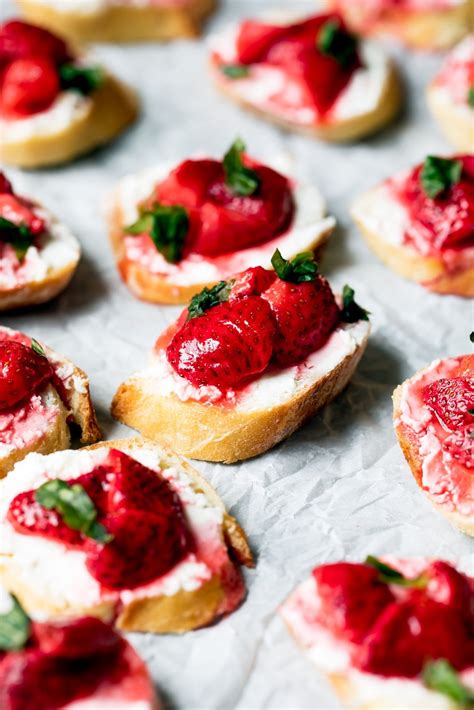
[[7, 490, 83, 547], [32, 617, 122, 660], [358, 598, 471, 677], [0, 57, 59, 119], [166, 296, 275, 388], [0, 194, 45, 235], [0, 341, 53, 411], [442, 424, 474, 469], [313, 563, 395, 644], [85, 509, 191, 590], [156, 159, 223, 209], [425, 561, 474, 627], [261, 274, 340, 367], [235, 20, 289, 64], [0, 20, 70, 66], [0, 172, 13, 195], [230, 266, 276, 300], [423, 376, 474, 432]]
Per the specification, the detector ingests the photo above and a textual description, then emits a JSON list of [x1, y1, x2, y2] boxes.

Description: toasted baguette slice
[[17, 0, 217, 43], [0, 326, 101, 478], [210, 25, 401, 143], [0, 74, 138, 169], [324, 0, 471, 49], [112, 320, 370, 464], [351, 184, 474, 297], [0, 437, 253, 631], [107, 162, 335, 304], [392, 358, 473, 537]]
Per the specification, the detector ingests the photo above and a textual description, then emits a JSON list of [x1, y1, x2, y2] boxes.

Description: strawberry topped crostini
[[17, 0, 217, 43], [108, 139, 335, 304], [0, 172, 80, 308], [0, 20, 138, 168], [281, 556, 474, 709], [352, 154, 474, 296], [393, 353, 473, 535], [112, 251, 371, 463], [427, 35, 474, 152], [0, 588, 159, 710], [0, 438, 253, 630], [324, 0, 471, 49], [0, 326, 101, 478], [210, 14, 401, 142]]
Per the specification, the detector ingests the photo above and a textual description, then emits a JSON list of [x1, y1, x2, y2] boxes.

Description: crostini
[[17, 0, 217, 43], [324, 0, 471, 49], [108, 139, 335, 304], [352, 154, 474, 296], [0, 172, 80, 309], [427, 35, 474, 151], [281, 556, 474, 709], [210, 13, 401, 142], [0, 588, 159, 709], [0, 325, 101, 478], [0, 437, 253, 631], [0, 20, 138, 168], [393, 353, 473, 536], [112, 252, 370, 463]]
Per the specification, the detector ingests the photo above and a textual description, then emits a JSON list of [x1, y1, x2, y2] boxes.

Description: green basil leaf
[[59, 63, 104, 95], [423, 659, 474, 706], [31, 339, 47, 358], [271, 248, 318, 283], [0, 595, 31, 652], [35, 479, 113, 543], [0, 216, 35, 261], [468, 86, 474, 108], [126, 204, 189, 264], [365, 556, 428, 589], [223, 139, 260, 197], [187, 280, 233, 320], [341, 285, 370, 323], [420, 156, 463, 199], [221, 64, 250, 79], [317, 19, 358, 68]]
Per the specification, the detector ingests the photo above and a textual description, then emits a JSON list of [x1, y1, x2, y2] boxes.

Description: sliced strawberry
[[32, 617, 122, 660], [0, 20, 70, 66], [262, 273, 340, 367], [423, 376, 474, 432], [230, 266, 276, 300], [235, 20, 288, 64], [0, 172, 13, 195], [425, 561, 474, 628], [155, 159, 222, 209], [313, 563, 395, 644], [7, 491, 83, 547], [0, 194, 45, 235], [166, 296, 275, 388], [0, 341, 53, 411], [85, 509, 190, 590], [0, 57, 59, 119], [358, 598, 471, 677]]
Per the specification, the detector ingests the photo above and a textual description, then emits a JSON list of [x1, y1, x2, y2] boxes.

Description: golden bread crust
[[426, 84, 474, 152]]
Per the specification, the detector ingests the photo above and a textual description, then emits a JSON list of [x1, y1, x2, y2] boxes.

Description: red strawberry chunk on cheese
[[8, 492, 83, 546], [0, 57, 60, 119], [423, 376, 474, 432], [0, 172, 13, 195], [0, 341, 53, 412], [313, 563, 395, 644], [425, 561, 474, 627], [32, 617, 121, 660], [230, 266, 277, 300], [0, 20, 70, 67], [0, 193, 45, 235]]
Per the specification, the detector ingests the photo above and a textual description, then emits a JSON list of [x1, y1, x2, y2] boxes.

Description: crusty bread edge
[[426, 85, 474, 153], [211, 58, 401, 143], [111, 325, 370, 463], [0, 74, 138, 169], [0, 260, 79, 311], [352, 188, 474, 297], [392, 379, 473, 537], [0, 437, 253, 632], [17, 0, 217, 43]]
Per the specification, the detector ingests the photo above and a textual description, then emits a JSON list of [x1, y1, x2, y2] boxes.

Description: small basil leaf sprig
[[0, 217, 35, 261], [468, 86, 474, 108], [35, 479, 112, 543], [187, 280, 234, 320], [221, 64, 250, 79], [423, 660, 474, 706], [272, 249, 319, 283], [420, 156, 463, 199], [317, 19, 358, 68], [223, 139, 261, 197], [341, 285, 370, 323], [59, 64, 104, 95], [365, 555, 428, 589], [0, 595, 31, 652], [126, 204, 189, 264]]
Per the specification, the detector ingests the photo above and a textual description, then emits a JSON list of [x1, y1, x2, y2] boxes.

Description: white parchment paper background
[[1, 1, 473, 707]]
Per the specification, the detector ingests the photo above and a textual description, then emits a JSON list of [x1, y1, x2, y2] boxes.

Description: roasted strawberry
[[156, 159, 223, 209], [32, 617, 121, 660], [423, 376, 474, 432], [425, 561, 474, 626], [0, 57, 59, 118], [167, 294, 275, 388], [0, 20, 70, 66], [0, 341, 53, 411], [0, 194, 45, 235], [7, 491, 83, 547], [230, 266, 276, 300], [261, 251, 340, 367], [313, 563, 395, 644]]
